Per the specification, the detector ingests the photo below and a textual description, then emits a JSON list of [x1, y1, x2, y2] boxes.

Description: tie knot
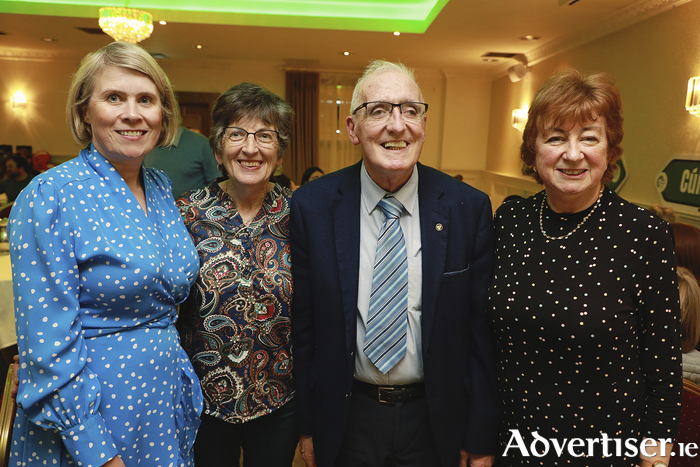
[[378, 196, 403, 219]]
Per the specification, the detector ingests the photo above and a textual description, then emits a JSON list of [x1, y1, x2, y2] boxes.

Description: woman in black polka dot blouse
[[488, 69, 682, 467]]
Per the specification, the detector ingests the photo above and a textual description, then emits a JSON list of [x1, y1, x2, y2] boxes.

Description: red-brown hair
[[521, 68, 624, 185]]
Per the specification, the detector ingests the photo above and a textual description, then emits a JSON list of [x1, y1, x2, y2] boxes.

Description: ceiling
[[0, 0, 693, 75]]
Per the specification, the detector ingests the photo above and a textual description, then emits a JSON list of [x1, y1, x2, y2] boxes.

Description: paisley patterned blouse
[[177, 181, 294, 424]]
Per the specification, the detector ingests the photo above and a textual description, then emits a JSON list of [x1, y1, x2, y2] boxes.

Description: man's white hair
[[350, 60, 423, 116]]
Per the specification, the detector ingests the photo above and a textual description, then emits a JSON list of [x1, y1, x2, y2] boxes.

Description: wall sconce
[[512, 107, 528, 132], [686, 77, 700, 115], [11, 91, 27, 109]]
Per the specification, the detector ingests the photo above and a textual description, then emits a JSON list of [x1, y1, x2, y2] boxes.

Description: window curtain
[[285, 71, 319, 185], [318, 73, 362, 175]]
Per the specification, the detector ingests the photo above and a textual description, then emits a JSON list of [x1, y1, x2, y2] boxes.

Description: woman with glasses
[[176, 82, 298, 466]]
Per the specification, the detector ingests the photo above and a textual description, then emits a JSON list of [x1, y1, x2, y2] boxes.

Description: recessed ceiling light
[[393, 31, 400, 36], [159, 20, 167, 25], [520, 35, 540, 41], [193, 44, 205, 49], [41, 37, 56, 42], [341, 51, 352, 56]]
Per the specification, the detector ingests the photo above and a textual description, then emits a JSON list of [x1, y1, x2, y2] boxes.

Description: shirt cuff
[[60, 413, 118, 467]]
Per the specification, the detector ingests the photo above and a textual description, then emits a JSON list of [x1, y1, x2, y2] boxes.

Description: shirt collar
[[360, 161, 418, 216]]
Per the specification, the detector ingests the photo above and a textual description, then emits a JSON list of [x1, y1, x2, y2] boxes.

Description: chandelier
[[98, 7, 154, 43]]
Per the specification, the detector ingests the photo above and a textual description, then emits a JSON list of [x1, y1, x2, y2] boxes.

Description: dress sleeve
[[638, 220, 683, 440], [9, 179, 118, 466]]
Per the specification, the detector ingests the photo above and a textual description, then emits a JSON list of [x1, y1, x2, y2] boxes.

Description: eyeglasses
[[224, 127, 279, 147], [352, 101, 428, 122]]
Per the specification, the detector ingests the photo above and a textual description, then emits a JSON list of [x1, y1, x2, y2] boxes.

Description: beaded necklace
[[539, 188, 604, 241]]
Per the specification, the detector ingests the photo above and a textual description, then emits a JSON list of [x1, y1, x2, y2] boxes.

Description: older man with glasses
[[290, 60, 498, 467]]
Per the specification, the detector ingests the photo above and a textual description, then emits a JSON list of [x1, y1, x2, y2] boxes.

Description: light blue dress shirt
[[355, 162, 423, 385]]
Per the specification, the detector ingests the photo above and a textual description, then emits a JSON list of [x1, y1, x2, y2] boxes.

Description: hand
[[11, 354, 19, 402], [638, 437, 672, 467], [101, 455, 126, 467], [460, 450, 494, 467], [300, 435, 316, 467]]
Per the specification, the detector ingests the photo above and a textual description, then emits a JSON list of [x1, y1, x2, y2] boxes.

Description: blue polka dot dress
[[8, 145, 203, 467], [488, 189, 682, 466]]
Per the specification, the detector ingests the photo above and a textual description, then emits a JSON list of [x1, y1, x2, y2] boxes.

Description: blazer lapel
[[417, 164, 449, 354], [333, 162, 363, 351]]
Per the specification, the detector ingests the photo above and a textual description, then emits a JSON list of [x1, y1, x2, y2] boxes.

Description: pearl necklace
[[539, 189, 604, 241]]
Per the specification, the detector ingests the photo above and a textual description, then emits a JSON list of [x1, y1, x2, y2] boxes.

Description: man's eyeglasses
[[224, 127, 279, 147], [352, 101, 428, 123]]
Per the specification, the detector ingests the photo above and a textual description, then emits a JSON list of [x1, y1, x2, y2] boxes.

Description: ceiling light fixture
[[507, 53, 530, 83], [98, 7, 154, 43], [393, 31, 401, 36]]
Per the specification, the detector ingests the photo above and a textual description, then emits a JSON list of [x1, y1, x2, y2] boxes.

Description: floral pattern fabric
[[177, 181, 294, 424]]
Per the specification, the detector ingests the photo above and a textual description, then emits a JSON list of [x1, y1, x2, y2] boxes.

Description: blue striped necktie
[[364, 195, 408, 374]]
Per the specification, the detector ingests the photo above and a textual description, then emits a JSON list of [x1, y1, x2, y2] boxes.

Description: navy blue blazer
[[290, 161, 498, 467]]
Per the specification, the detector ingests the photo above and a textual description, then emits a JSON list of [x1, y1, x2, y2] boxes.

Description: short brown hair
[[521, 68, 623, 185], [678, 267, 700, 353], [209, 82, 294, 177], [66, 41, 179, 148]]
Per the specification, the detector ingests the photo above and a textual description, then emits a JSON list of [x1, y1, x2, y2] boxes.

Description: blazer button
[[435, 223, 444, 231]]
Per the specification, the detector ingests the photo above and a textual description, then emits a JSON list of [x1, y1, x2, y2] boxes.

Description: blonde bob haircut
[[521, 68, 624, 185], [66, 41, 179, 148], [350, 60, 423, 115], [678, 266, 700, 353]]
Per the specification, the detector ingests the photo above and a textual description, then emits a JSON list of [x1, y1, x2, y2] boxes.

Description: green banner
[[656, 158, 700, 208]]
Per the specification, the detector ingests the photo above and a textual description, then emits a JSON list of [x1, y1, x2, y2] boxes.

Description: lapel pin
[[435, 223, 443, 231]]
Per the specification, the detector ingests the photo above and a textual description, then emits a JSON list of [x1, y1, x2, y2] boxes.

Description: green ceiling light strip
[[0, 0, 449, 33]]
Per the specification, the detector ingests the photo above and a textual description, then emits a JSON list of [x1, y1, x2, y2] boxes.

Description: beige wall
[[441, 71, 492, 174], [485, 0, 700, 221], [1, 58, 82, 157]]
